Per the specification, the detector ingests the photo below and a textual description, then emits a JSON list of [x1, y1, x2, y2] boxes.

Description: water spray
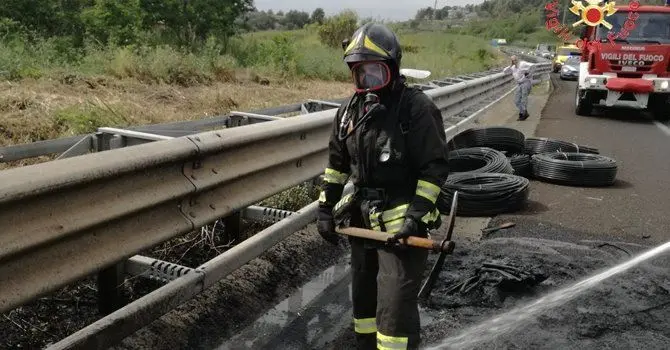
[[425, 241, 670, 350]]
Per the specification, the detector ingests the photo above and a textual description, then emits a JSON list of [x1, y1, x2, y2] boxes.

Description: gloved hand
[[386, 216, 419, 246], [317, 206, 341, 246]]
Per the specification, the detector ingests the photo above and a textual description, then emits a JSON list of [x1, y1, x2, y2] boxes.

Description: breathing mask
[[351, 61, 392, 93]]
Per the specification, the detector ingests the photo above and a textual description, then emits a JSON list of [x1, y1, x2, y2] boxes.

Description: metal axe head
[[417, 190, 460, 301], [444, 191, 459, 243]]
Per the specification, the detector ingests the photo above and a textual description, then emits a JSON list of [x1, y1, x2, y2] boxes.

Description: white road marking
[[654, 121, 670, 137]]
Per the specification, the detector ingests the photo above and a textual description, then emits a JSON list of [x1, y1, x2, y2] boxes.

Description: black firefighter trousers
[[350, 235, 429, 350]]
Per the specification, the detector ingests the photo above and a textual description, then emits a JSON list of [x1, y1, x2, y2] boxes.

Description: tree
[[318, 10, 358, 48], [81, 0, 143, 45], [435, 7, 449, 20], [245, 10, 277, 31], [415, 7, 434, 20], [311, 8, 325, 25], [282, 10, 310, 30], [139, 0, 254, 47]]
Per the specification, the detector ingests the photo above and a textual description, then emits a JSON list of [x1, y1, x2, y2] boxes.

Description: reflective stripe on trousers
[[354, 317, 377, 334], [377, 330, 409, 349]]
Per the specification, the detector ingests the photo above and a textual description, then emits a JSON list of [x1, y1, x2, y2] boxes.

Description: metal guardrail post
[[97, 263, 127, 315], [223, 212, 242, 242], [97, 134, 128, 315]]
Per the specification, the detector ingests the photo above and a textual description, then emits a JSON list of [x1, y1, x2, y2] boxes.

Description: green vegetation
[[0, 2, 504, 161], [1, 12, 501, 84]]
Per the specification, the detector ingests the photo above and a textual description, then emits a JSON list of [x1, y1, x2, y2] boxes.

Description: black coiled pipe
[[508, 153, 531, 178], [531, 152, 618, 186], [437, 173, 530, 217], [448, 147, 514, 175], [525, 137, 599, 155], [447, 127, 526, 153]]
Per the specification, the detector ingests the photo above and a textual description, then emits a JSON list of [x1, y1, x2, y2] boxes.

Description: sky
[[252, 0, 486, 21]]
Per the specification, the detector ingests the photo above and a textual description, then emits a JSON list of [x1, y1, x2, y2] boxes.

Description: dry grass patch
[[0, 76, 352, 147]]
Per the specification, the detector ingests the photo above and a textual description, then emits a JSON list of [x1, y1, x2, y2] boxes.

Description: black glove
[[317, 206, 341, 246], [386, 216, 419, 246]]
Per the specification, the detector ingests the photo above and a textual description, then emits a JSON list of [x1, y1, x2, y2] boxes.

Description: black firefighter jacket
[[319, 84, 450, 234]]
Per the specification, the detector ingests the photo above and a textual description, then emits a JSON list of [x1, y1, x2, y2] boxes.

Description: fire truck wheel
[[575, 88, 593, 117]]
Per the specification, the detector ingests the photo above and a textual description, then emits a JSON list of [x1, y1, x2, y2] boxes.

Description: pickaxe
[[418, 191, 458, 301], [333, 191, 459, 301]]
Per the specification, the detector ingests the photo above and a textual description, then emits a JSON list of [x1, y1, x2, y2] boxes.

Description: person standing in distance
[[315, 22, 450, 350], [503, 55, 533, 120]]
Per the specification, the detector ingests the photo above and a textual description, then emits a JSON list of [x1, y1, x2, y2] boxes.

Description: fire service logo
[[545, 0, 641, 50], [569, 0, 618, 29]]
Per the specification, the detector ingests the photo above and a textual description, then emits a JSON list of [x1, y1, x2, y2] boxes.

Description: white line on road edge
[[653, 121, 670, 137], [445, 83, 519, 139]]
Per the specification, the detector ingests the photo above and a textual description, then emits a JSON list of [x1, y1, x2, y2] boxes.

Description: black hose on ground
[[437, 173, 530, 217], [448, 147, 514, 175], [447, 127, 526, 153], [531, 152, 618, 186], [525, 137, 599, 155], [508, 153, 532, 178]]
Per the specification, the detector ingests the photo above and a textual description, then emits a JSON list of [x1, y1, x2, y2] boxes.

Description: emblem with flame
[[569, 0, 618, 29]]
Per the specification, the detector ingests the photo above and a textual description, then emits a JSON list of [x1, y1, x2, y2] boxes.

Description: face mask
[[351, 61, 391, 93]]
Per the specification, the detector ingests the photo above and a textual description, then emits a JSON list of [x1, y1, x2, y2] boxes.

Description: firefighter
[[316, 23, 450, 350]]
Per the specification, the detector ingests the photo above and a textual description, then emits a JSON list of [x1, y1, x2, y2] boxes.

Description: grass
[[0, 29, 504, 149], [0, 28, 504, 86]]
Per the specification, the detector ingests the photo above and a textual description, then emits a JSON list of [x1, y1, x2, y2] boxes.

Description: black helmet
[[342, 23, 402, 69]]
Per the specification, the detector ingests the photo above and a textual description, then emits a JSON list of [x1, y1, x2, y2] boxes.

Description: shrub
[[317, 10, 358, 49]]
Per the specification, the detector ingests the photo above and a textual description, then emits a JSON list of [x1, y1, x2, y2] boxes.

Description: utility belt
[[333, 186, 412, 236]]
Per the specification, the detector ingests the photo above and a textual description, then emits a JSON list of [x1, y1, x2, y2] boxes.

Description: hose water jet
[[424, 240, 670, 350]]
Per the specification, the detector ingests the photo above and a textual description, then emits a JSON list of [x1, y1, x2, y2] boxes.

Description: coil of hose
[[447, 127, 526, 153], [525, 137, 599, 155], [508, 153, 531, 178], [448, 147, 514, 175], [531, 152, 618, 186], [437, 173, 530, 216]]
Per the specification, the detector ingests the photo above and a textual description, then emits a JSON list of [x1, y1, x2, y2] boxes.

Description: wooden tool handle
[[336, 227, 451, 252]]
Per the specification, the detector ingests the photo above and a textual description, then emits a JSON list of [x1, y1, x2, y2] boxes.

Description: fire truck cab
[[575, 2, 670, 120]]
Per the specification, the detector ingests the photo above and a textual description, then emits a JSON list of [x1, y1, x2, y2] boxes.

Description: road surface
[[489, 74, 670, 246]]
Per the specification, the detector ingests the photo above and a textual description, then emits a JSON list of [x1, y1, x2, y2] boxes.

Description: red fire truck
[[575, 1, 670, 120]]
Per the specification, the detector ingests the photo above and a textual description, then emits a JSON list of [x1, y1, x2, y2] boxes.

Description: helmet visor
[[351, 61, 391, 92]]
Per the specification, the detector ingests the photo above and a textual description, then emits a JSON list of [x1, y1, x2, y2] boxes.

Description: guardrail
[[0, 56, 551, 349]]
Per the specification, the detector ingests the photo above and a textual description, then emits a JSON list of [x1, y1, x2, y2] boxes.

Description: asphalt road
[[488, 74, 670, 247]]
